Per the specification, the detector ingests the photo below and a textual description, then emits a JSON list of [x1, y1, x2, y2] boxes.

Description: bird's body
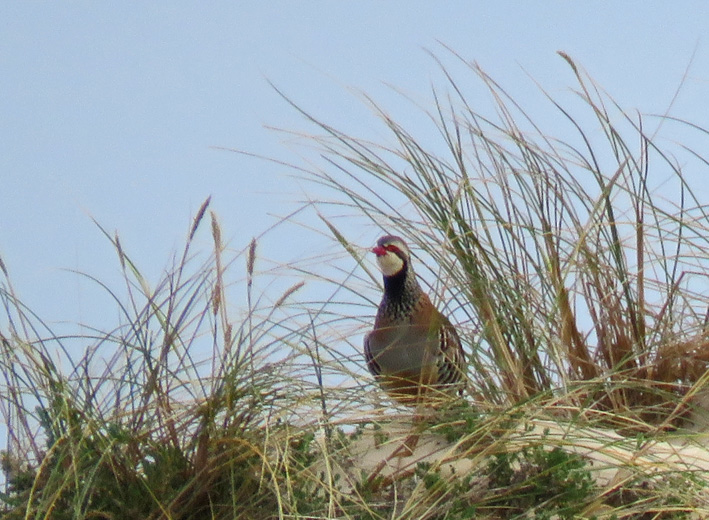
[[364, 235, 465, 405]]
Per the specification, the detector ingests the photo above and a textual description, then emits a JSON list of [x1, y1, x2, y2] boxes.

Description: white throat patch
[[376, 251, 405, 277]]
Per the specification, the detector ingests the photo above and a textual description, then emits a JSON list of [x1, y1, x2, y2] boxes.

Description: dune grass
[[3, 52, 709, 518], [296, 51, 709, 428]]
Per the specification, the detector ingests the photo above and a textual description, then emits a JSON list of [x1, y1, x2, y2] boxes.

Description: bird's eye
[[385, 244, 400, 253]]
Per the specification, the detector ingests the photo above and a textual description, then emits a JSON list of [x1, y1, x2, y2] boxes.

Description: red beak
[[372, 245, 387, 257]]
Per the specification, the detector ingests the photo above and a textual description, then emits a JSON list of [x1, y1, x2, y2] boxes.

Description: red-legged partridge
[[365, 235, 465, 405]]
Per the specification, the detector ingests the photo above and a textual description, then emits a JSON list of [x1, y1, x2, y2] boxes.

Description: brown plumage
[[364, 235, 465, 405]]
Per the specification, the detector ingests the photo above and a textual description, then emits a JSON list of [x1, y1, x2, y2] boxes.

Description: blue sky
[[2, 4, 709, 352]]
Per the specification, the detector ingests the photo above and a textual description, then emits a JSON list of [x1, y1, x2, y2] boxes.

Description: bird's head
[[372, 235, 411, 277]]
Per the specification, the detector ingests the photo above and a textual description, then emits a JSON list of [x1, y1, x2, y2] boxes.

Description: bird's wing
[[363, 332, 382, 377]]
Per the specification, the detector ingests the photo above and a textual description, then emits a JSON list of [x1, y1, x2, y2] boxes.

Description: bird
[[364, 235, 466, 406]]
